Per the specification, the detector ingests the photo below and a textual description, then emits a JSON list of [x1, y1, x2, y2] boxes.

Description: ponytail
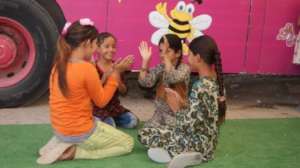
[[214, 52, 226, 125], [175, 54, 183, 69], [53, 36, 71, 97]]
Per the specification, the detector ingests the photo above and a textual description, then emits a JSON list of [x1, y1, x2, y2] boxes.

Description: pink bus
[[0, 0, 299, 107]]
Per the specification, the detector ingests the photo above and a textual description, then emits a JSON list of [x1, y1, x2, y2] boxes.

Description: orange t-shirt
[[49, 62, 118, 136]]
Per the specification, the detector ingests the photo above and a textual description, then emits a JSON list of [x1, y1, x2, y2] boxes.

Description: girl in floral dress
[[138, 34, 191, 128], [138, 35, 226, 168]]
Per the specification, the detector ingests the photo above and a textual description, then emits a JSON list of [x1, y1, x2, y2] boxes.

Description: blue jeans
[[100, 112, 139, 129]]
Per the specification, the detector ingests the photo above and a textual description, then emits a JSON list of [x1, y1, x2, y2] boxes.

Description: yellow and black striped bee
[[149, 1, 212, 53]]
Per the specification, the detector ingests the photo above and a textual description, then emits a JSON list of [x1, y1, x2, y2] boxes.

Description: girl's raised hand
[[139, 41, 152, 62], [121, 55, 134, 70]]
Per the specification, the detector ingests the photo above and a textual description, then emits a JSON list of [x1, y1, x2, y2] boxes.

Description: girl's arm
[[101, 69, 114, 84], [138, 64, 164, 88], [139, 60, 150, 81], [118, 79, 127, 95], [163, 64, 191, 85], [138, 41, 152, 82], [85, 64, 120, 108], [178, 81, 219, 123]]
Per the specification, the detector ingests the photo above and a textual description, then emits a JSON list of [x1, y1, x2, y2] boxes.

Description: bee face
[[171, 1, 195, 22], [149, 1, 212, 48]]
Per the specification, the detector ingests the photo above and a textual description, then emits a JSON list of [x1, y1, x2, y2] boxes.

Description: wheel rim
[[0, 16, 36, 88]]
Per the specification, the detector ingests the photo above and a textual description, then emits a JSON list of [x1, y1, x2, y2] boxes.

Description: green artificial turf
[[0, 119, 299, 168]]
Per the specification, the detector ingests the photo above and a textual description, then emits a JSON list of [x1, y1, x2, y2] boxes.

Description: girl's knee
[[127, 114, 139, 128], [137, 129, 147, 146], [117, 112, 139, 128], [124, 136, 134, 153]]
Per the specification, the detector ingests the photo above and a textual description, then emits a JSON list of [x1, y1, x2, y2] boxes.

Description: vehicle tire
[[0, 0, 59, 107], [36, 0, 66, 31]]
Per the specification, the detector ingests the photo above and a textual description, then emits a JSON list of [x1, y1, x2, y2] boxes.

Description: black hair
[[159, 34, 183, 69], [97, 32, 116, 46], [193, 0, 203, 4]]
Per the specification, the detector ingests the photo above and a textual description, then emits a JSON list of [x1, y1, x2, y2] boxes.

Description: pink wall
[[56, 0, 108, 32], [56, 0, 300, 75], [246, 0, 300, 75]]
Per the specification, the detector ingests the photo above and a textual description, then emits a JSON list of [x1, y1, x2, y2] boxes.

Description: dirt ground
[[1, 75, 300, 125]]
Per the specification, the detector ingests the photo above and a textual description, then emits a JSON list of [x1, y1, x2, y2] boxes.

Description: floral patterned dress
[[138, 77, 220, 162], [138, 63, 190, 127]]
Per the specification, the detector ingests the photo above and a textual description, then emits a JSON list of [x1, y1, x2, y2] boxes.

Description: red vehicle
[[0, 0, 65, 107], [0, 0, 299, 107]]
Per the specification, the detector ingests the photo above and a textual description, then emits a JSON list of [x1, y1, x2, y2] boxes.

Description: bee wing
[[151, 28, 169, 45], [190, 14, 212, 31], [149, 11, 169, 28], [188, 30, 204, 42]]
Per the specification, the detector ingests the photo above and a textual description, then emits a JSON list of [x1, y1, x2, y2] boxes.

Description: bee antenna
[[193, 0, 203, 4]]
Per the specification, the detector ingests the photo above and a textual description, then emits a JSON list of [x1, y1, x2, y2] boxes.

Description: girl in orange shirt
[[37, 19, 134, 165]]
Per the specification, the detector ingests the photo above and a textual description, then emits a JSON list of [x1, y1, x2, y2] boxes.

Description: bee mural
[[149, 0, 212, 53]]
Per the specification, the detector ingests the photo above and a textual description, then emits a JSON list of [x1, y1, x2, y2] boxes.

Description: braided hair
[[189, 35, 226, 125]]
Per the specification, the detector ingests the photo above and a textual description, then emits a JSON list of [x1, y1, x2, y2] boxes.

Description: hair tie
[[218, 96, 226, 102], [62, 22, 72, 36], [61, 18, 94, 36], [79, 18, 94, 26]]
